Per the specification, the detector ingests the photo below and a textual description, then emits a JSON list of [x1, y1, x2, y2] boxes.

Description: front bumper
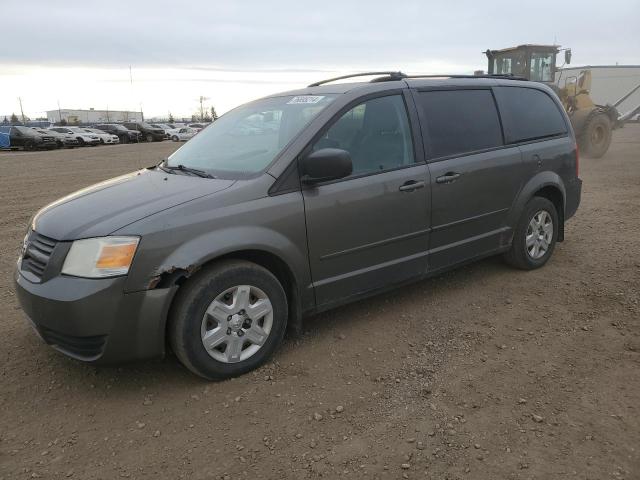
[[14, 270, 176, 364]]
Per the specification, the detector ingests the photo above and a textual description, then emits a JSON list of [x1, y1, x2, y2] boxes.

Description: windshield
[[167, 94, 336, 177], [530, 51, 555, 82]]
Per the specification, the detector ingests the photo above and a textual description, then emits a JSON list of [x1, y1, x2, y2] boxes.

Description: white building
[[46, 108, 143, 124], [556, 65, 640, 118]]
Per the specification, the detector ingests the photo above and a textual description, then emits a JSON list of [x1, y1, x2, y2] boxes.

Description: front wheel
[[146, 133, 154, 142], [171, 135, 179, 142], [169, 260, 288, 380], [504, 197, 558, 270]]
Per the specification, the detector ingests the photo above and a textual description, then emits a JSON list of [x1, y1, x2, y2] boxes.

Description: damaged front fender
[[146, 264, 200, 290]]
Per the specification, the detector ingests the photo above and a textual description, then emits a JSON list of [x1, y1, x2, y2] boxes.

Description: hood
[[32, 169, 234, 240]]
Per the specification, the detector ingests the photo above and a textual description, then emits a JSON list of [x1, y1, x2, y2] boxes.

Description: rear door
[[414, 88, 524, 271], [302, 92, 431, 307]]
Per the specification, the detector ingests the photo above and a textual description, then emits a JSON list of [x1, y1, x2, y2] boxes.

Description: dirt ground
[[0, 129, 638, 480]]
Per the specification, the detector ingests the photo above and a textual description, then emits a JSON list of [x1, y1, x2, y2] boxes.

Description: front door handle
[[435, 172, 462, 184], [399, 180, 426, 192]]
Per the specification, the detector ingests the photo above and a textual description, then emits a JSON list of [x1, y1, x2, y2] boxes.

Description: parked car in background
[[49, 127, 100, 147], [93, 124, 141, 144], [32, 128, 79, 149], [170, 127, 197, 142], [10, 126, 57, 150], [81, 128, 120, 145], [122, 122, 165, 142], [187, 123, 206, 131], [149, 123, 176, 138]]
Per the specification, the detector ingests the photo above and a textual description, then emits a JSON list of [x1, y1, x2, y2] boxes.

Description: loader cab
[[486, 44, 561, 83]]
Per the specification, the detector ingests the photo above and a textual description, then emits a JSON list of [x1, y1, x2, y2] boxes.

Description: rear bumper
[[565, 177, 582, 220], [14, 269, 176, 364]]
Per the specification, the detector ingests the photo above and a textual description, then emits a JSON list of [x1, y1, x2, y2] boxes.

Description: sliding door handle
[[435, 172, 461, 184], [399, 180, 426, 192]]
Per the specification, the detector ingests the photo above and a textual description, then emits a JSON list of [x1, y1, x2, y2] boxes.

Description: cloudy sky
[[1, 0, 638, 119]]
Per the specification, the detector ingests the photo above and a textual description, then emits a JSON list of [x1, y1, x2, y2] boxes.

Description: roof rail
[[404, 74, 529, 81], [308, 71, 407, 87]]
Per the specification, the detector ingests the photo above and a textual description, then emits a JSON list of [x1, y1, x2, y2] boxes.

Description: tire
[[581, 113, 612, 159], [504, 197, 559, 270], [77, 137, 85, 146], [169, 260, 288, 380], [122, 135, 129, 144], [24, 141, 35, 151], [171, 135, 179, 142], [146, 133, 154, 142]]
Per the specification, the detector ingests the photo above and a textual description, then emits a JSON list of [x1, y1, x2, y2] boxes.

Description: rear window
[[494, 86, 567, 143], [418, 89, 503, 158]]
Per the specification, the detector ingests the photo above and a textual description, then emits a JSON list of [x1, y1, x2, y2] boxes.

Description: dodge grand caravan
[[15, 72, 582, 379]]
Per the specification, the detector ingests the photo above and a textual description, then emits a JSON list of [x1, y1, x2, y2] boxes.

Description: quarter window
[[312, 95, 415, 176], [418, 89, 503, 158], [494, 87, 567, 143]]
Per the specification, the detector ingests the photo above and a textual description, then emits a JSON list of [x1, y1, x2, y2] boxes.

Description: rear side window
[[494, 86, 567, 143], [418, 89, 503, 158]]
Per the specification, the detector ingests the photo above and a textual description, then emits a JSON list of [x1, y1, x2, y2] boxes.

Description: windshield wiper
[[157, 161, 215, 178], [156, 162, 176, 175]]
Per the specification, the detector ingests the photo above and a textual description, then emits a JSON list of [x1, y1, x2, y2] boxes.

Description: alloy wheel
[[525, 210, 553, 259]]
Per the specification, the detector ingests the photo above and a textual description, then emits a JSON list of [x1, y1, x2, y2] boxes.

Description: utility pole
[[18, 97, 26, 125], [199, 96, 210, 122]]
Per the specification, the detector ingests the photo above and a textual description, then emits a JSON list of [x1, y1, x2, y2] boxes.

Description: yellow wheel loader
[[485, 45, 640, 158]]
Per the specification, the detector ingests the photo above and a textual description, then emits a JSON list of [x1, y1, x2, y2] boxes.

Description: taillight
[[575, 142, 579, 177]]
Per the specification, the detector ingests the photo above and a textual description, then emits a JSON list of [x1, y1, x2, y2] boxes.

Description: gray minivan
[[15, 72, 582, 379]]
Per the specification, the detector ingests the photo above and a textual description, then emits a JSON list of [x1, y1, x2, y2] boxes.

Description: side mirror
[[565, 49, 572, 65], [300, 148, 352, 184]]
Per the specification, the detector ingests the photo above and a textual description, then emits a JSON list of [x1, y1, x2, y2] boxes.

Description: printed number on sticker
[[287, 96, 325, 105]]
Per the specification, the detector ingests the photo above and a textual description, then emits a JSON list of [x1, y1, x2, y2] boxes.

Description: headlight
[[62, 236, 139, 278]]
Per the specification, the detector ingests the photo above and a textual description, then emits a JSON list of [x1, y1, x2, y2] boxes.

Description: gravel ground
[[0, 129, 638, 480]]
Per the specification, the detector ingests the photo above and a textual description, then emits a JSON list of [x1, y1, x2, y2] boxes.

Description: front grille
[[21, 231, 58, 281], [38, 325, 107, 360]]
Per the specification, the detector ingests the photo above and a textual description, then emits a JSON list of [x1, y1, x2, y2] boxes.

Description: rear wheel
[[581, 113, 612, 159], [504, 197, 558, 270], [169, 260, 288, 380], [172, 135, 179, 142]]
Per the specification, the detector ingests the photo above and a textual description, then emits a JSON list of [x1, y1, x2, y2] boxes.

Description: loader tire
[[581, 113, 612, 159]]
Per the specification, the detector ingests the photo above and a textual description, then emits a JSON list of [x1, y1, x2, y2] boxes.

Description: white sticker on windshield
[[287, 95, 325, 105]]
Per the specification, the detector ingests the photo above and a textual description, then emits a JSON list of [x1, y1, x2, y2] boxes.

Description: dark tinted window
[[418, 89, 503, 158], [312, 95, 415, 176], [494, 86, 567, 143]]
